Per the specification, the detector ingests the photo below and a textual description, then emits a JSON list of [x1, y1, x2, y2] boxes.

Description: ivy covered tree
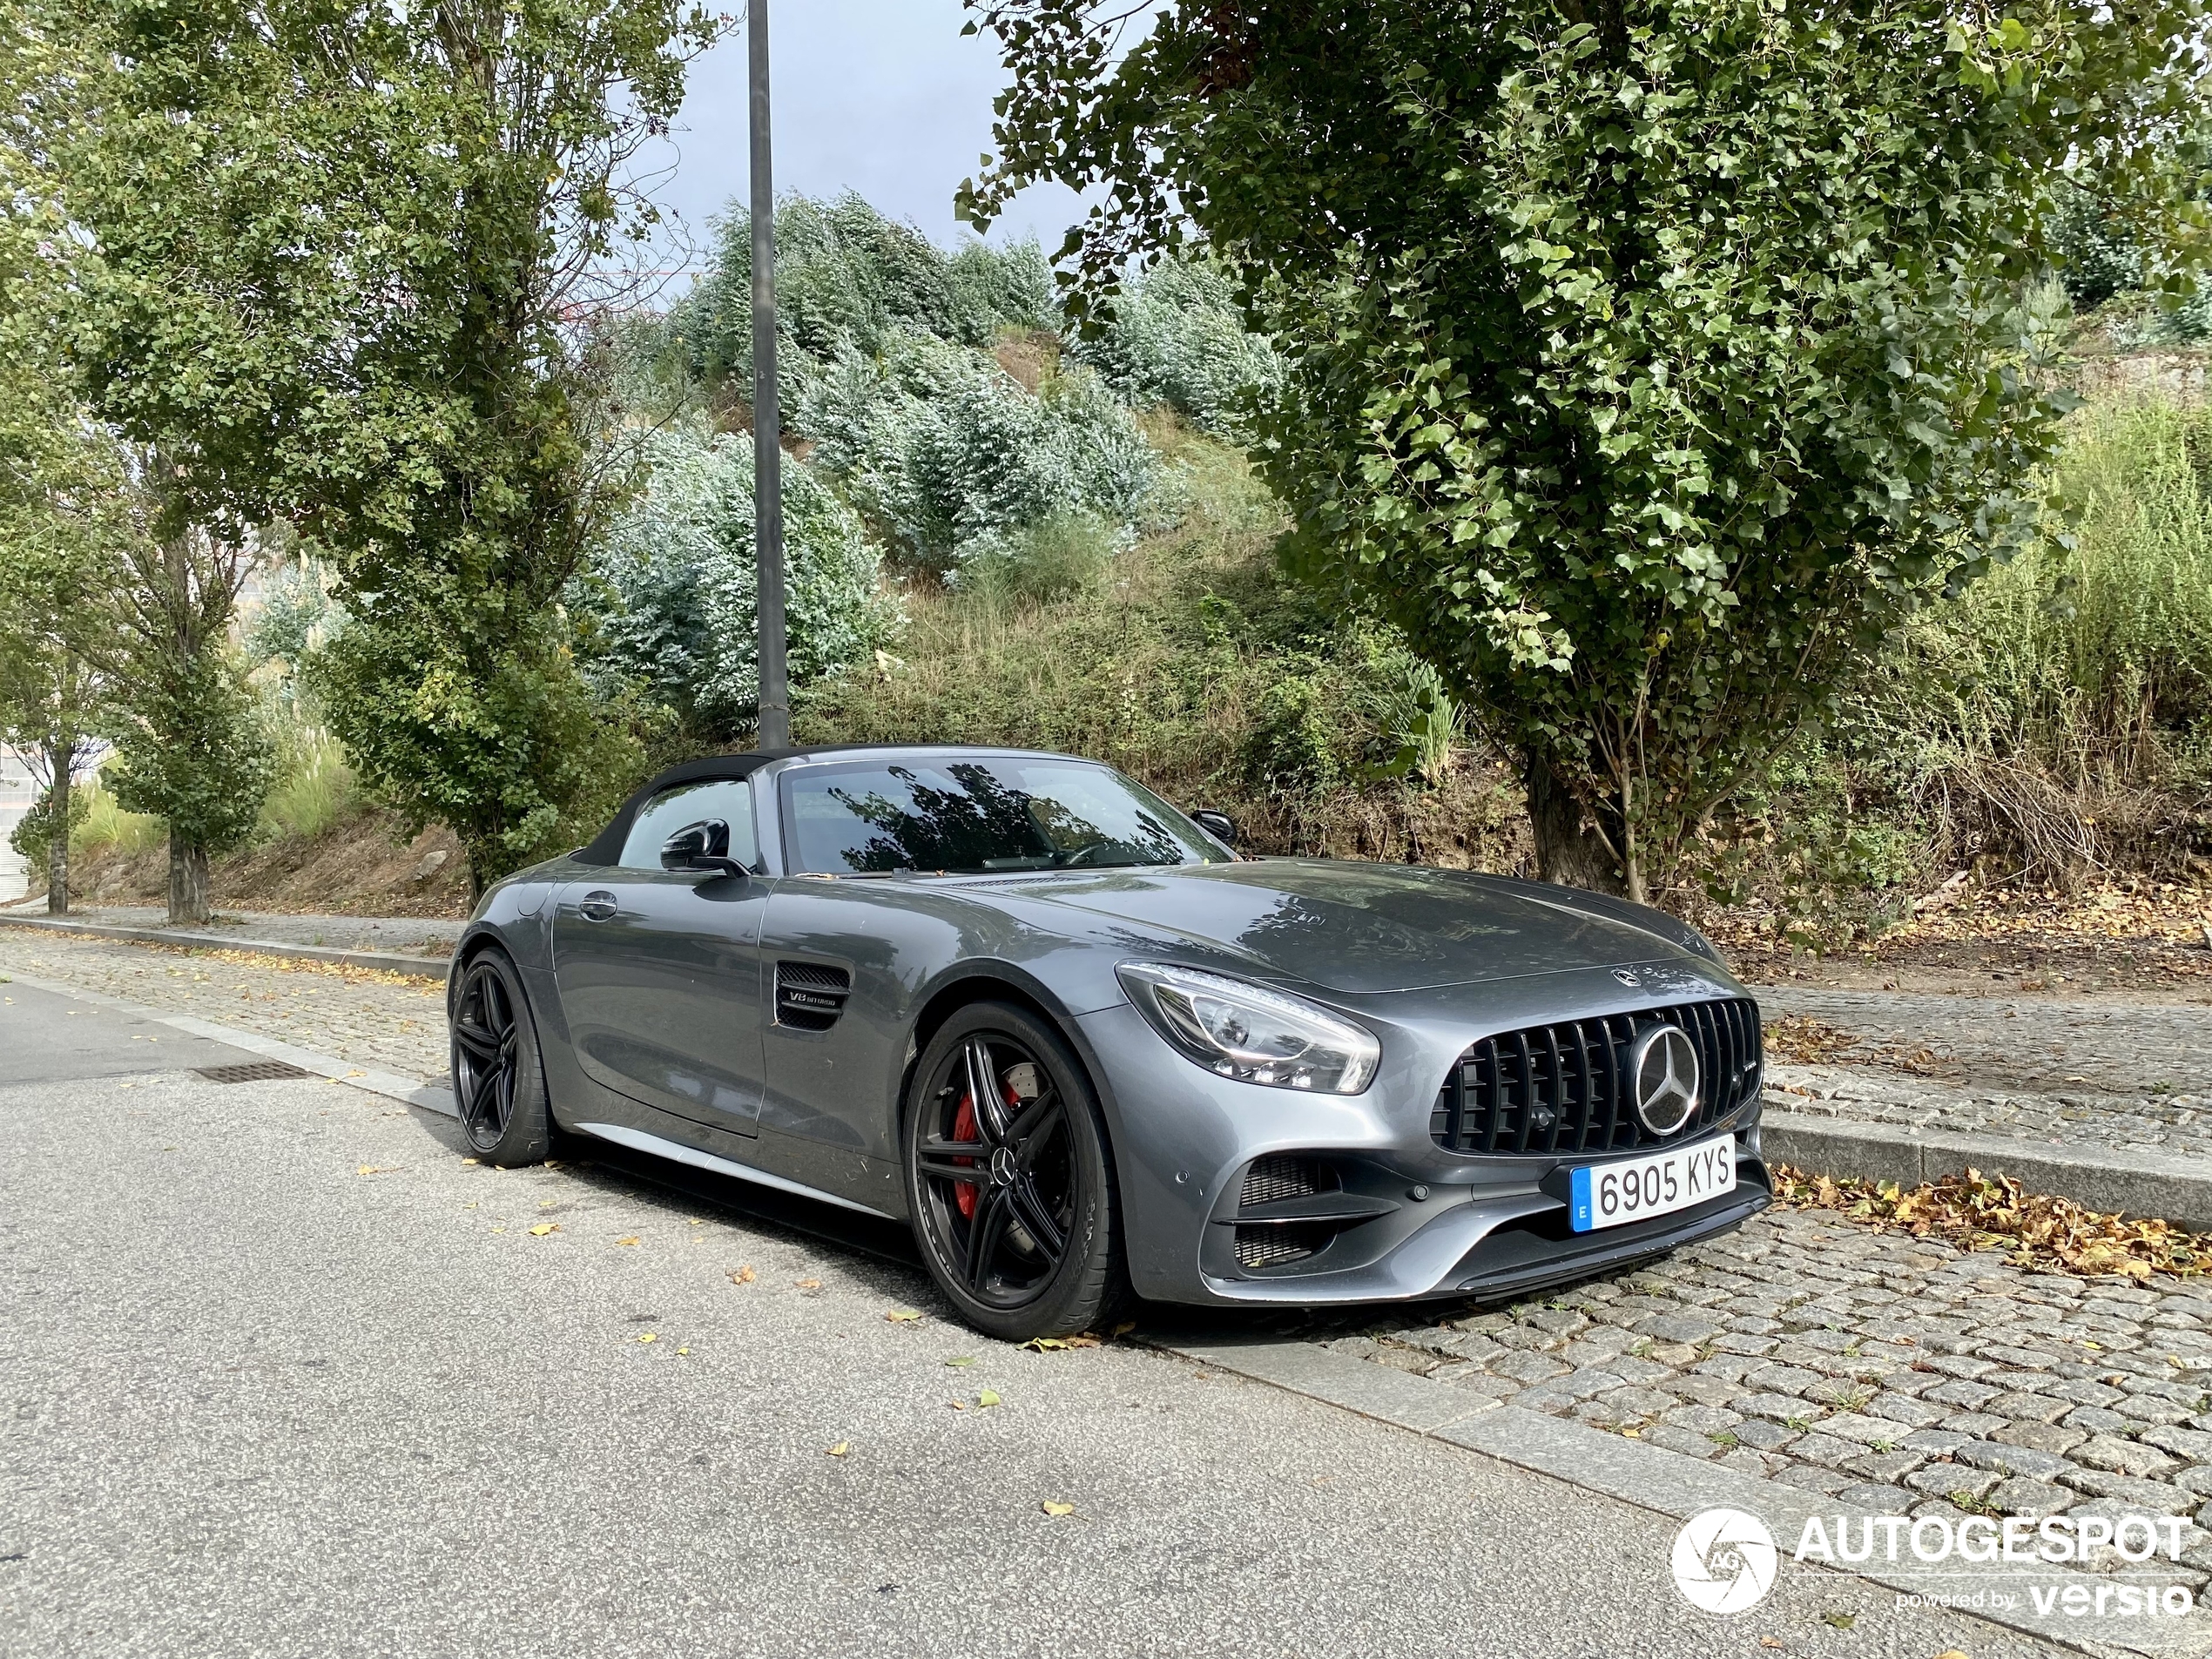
[[965, 0, 2210, 899]]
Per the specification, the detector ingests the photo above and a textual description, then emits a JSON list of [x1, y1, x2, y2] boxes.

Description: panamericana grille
[[1429, 997, 1761, 1157]]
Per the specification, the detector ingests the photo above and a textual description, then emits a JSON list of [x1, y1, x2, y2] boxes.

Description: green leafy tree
[[98, 515, 276, 921], [57, 0, 716, 899], [0, 9, 116, 914], [966, 0, 2210, 899]]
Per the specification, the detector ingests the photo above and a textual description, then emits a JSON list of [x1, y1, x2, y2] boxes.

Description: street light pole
[[748, 0, 790, 750]]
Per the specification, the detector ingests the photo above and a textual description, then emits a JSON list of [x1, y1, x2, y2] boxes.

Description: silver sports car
[[447, 745, 1771, 1339]]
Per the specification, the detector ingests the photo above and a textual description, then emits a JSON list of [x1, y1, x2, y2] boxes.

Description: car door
[[551, 777, 770, 1135]]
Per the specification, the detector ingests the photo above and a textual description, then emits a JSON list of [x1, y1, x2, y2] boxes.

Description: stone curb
[[0, 912, 450, 980], [1156, 1334, 2212, 1659], [1764, 1109, 2212, 1231], [0, 963, 457, 1119]]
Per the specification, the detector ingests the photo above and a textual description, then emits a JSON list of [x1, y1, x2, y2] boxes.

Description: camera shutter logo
[[1671, 1507, 1777, 1615], [1629, 1022, 1700, 1136]]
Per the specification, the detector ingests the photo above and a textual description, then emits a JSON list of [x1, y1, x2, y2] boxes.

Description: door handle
[[577, 890, 618, 922]]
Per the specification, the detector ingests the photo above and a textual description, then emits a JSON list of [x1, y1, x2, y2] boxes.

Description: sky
[[637, 0, 1091, 273]]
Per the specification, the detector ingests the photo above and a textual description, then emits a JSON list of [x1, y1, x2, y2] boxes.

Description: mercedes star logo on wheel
[[1627, 1023, 1700, 1136]]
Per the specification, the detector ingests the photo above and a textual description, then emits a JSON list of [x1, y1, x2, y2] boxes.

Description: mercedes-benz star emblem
[[1627, 1023, 1700, 1136], [1611, 968, 1641, 987]]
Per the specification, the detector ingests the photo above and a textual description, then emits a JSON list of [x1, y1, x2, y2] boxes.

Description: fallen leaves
[[944, 1356, 975, 1368], [1040, 1500, 1074, 1518], [1774, 1163, 2206, 1279], [1022, 1334, 1099, 1352], [354, 1164, 395, 1177], [636, 1332, 658, 1344], [977, 1389, 1001, 1408], [886, 1308, 922, 1324], [729, 1265, 757, 1285], [826, 1441, 850, 1457], [528, 1223, 560, 1237], [795, 1278, 822, 1291], [614, 1236, 640, 1247]]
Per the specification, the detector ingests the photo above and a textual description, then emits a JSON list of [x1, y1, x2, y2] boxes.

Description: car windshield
[[783, 758, 1231, 875]]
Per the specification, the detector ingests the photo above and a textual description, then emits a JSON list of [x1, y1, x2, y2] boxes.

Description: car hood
[[987, 860, 1694, 995]]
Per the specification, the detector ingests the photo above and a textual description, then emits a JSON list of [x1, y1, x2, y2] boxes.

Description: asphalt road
[[1, 980, 2059, 1659]]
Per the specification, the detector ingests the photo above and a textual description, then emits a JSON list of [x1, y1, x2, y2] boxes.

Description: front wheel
[[903, 1001, 1127, 1342], [449, 948, 553, 1165]]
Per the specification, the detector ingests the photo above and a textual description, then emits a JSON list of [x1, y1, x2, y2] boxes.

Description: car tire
[[903, 1001, 1129, 1342], [449, 947, 555, 1166]]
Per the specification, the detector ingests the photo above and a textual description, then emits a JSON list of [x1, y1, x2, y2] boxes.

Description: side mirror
[[1190, 809, 1238, 848], [661, 819, 747, 879]]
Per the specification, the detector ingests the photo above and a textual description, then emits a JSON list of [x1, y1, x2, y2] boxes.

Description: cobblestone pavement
[[1765, 1062, 2212, 1161], [1759, 984, 2212, 1096], [0, 930, 447, 1078], [0, 904, 459, 957], [1306, 1207, 2212, 1581]]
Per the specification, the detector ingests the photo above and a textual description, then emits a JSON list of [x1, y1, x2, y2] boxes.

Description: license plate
[[1569, 1136, 1737, 1233]]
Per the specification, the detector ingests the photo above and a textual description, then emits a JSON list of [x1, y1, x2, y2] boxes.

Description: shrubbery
[[581, 423, 901, 741], [801, 330, 1157, 571], [1067, 256, 1283, 438]]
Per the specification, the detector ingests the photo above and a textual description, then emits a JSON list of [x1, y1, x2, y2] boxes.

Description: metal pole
[[748, 0, 790, 750]]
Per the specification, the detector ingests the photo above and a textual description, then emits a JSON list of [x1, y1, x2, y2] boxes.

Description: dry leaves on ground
[[1773, 1163, 2204, 1280], [1761, 1014, 1952, 1076]]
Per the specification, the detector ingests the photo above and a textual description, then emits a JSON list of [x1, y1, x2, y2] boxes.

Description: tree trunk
[[44, 738, 71, 917], [1523, 756, 1628, 895], [168, 833, 211, 925]]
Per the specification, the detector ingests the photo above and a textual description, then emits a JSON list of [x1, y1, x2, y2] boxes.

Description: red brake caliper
[[950, 1094, 981, 1219], [949, 1076, 1023, 1220]]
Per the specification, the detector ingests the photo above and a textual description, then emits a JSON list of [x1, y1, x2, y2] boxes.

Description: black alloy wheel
[[905, 1002, 1126, 1340], [449, 949, 553, 1164]]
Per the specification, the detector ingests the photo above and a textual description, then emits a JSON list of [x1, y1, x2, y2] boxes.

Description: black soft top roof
[[572, 743, 1030, 867]]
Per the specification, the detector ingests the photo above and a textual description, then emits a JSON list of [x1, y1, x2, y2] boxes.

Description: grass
[[71, 784, 164, 858], [258, 728, 362, 840], [798, 417, 1528, 865]]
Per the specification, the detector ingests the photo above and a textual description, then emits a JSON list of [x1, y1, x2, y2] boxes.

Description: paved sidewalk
[[0, 929, 448, 1080], [0, 902, 461, 956]]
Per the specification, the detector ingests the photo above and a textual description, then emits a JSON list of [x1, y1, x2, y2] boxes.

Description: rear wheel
[[903, 1001, 1126, 1342], [449, 949, 553, 1166]]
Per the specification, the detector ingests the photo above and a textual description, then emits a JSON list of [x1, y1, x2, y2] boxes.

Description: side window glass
[[618, 779, 760, 872]]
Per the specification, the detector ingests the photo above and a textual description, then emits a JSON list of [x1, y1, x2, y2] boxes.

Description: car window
[[618, 779, 760, 872], [783, 758, 1228, 875]]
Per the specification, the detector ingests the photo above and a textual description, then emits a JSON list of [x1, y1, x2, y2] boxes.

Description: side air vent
[[774, 961, 852, 1031]]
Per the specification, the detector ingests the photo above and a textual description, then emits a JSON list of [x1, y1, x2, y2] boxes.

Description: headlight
[[1116, 962, 1379, 1095]]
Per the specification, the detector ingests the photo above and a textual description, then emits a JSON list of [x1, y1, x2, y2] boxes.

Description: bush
[[258, 725, 361, 840], [801, 330, 1159, 571], [70, 781, 165, 860], [9, 779, 88, 869], [671, 192, 1055, 395], [582, 422, 900, 740], [1069, 255, 1283, 437]]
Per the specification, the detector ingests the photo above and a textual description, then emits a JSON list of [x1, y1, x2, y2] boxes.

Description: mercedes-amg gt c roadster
[[445, 745, 1770, 1339]]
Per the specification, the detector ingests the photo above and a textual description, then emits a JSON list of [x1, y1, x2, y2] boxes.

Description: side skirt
[[573, 1120, 900, 1221]]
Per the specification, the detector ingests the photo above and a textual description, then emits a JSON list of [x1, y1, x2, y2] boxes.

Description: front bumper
[[1073, 960, 1769, 1308]]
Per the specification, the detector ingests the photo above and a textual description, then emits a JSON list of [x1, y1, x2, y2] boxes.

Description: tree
[[98, 509, 275, 921], [0, 6, 113, 915], [57, 0, 717, 900], [965, 0, 2211, 899], [583, 423, 900, 742]]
